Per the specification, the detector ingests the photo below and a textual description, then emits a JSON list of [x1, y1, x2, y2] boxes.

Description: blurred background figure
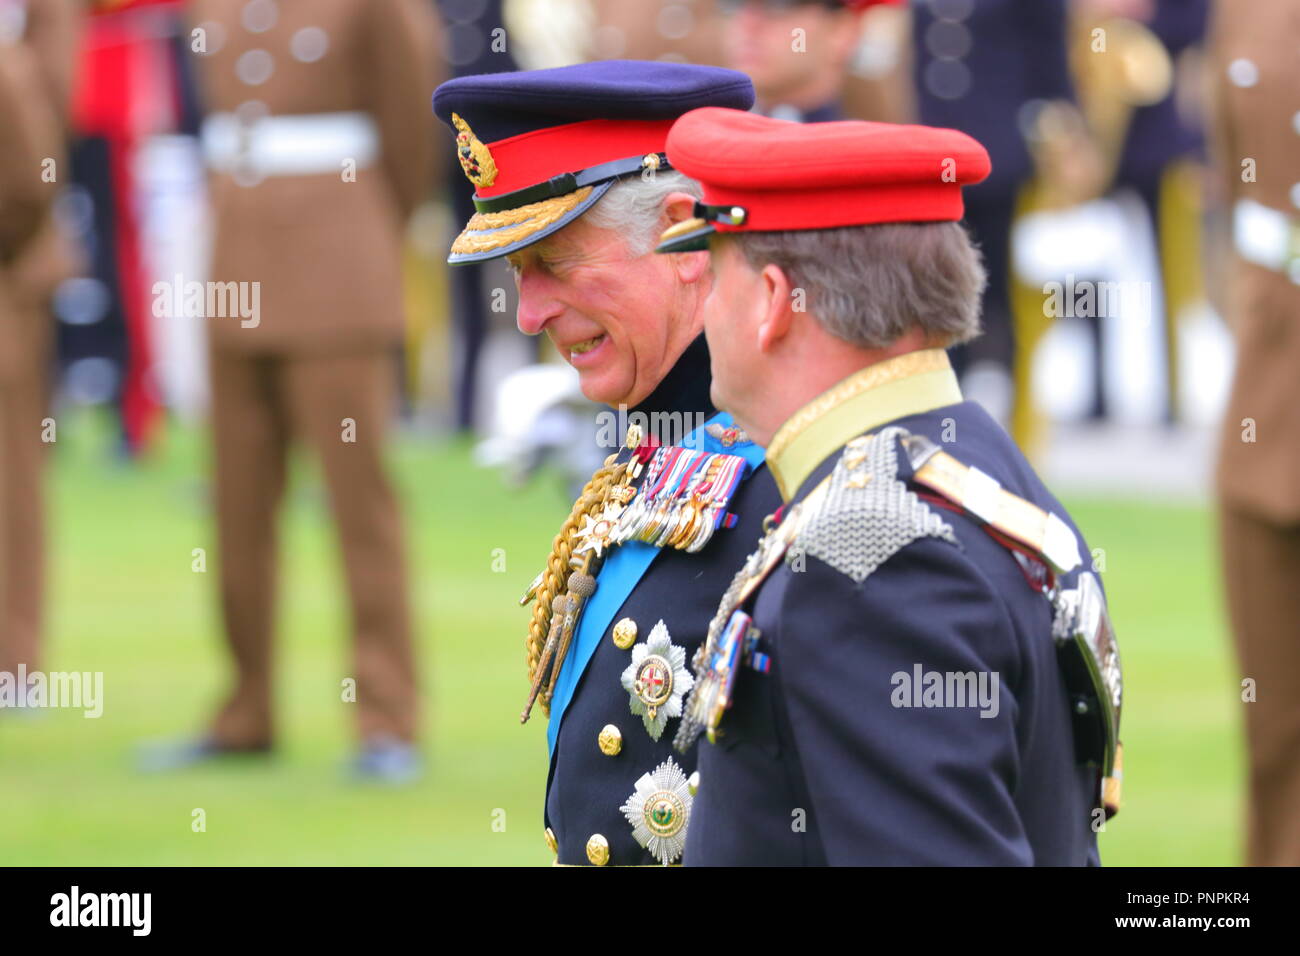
[[911, 0, 1078, 433], [139, 0, 442, 781], [1208, 0, 1300, 867], [0, 0, 81, 707], [722, 0, 907, 123], [64, 0, 198, 458], [436, 0, 522, 434], [1090, 0, 1208, 426]]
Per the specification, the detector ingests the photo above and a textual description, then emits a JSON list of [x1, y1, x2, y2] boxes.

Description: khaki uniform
[[1209, 0, 1300, 866], [0, 0, 78, 682], [187, 0, 440, 746]]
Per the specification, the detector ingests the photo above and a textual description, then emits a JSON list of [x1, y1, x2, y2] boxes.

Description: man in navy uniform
[[657, 108, 1123, 865], [432, 62, 780, 865]]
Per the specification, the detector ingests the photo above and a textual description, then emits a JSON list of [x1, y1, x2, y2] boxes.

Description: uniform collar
[[766, 348, 962, 501], [629, 333, 715, 420]]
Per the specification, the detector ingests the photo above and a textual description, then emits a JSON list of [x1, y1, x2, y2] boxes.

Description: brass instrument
[[1025, 14, 1174, 209]]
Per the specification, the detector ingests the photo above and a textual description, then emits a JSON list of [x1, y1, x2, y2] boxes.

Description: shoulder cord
[[523, 454, 627, 717]]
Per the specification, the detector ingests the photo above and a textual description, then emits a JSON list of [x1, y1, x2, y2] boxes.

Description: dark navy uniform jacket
[[544, 336, 781, 865], [685, 352, 1103, 866]]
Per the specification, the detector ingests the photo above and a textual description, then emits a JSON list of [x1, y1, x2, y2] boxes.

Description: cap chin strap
[[472, 152, 672, 214]]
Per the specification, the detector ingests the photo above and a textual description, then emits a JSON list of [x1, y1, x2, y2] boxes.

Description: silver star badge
[[620, 620, 694, 741], [620, 758, 693, 865]]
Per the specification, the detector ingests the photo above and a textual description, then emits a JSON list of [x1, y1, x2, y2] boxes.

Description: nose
[[514, 267, 564, 337]]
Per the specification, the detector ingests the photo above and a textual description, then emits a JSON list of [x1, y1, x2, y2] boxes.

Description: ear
[[663, 191, 699, 225], [756, 263, 795, 354], [662, 190, 708, 283]]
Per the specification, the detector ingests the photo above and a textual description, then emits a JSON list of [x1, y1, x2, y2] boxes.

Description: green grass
[[0, 412, 1242, 865], [1066, 499, 1243, 865]]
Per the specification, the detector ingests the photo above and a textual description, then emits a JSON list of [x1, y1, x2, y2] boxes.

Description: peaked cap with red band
[[656, 107, 992, 253], [431, 61, 754, 264]]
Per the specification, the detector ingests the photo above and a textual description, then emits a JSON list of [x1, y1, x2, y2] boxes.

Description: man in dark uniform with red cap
[[657, 108, 1123, 865], [433, 61, 780, 866]]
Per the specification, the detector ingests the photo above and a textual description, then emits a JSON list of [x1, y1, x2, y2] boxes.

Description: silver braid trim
[[795, 426, 957, 584]]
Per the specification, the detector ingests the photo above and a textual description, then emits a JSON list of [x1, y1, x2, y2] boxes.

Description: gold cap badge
[[451, 112, 498, 189]]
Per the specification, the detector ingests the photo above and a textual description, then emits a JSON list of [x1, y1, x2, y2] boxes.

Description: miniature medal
[[693, 609, 752, 745], [573, 502, 623, 558]]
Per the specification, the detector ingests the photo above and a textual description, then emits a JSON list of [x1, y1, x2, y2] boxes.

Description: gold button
[[598, 724, 623, 756], [688, 771, 700, 796], [544, 827, 558, 855], [612, 617, 638, 650], [586, 833, 610, 866]]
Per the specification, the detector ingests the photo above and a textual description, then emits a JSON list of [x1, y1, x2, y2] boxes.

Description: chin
[[578, 371, 631, 409], [709, 381, 741, 421]]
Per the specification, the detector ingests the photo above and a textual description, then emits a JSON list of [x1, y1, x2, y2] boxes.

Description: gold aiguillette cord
[[518, 437, 644, 725], [520, 554, 599, 723]]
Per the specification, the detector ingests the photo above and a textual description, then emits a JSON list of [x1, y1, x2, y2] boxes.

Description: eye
[[535, 257, 564, 278]]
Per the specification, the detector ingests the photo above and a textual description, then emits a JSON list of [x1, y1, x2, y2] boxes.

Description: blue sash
[[546, 411, 766, 755]]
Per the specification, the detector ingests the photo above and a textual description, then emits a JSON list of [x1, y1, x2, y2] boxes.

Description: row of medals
[[580, 438, 732, 559]]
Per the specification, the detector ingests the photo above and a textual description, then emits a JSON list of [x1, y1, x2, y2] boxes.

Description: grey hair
[[730, 222, 987, 349], [583, 169, 703, 256]]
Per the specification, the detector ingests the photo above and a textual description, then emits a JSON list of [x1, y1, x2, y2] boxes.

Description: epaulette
[[794, 426, 957, 584]]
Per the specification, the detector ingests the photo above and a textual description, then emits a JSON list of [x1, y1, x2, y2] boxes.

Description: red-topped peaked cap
[[656, 107, 992, 253]]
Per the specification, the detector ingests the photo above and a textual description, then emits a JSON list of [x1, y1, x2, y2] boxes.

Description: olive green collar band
[[765, 349, 963, 501]]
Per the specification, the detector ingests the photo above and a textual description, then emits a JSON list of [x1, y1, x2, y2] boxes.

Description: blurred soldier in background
[[65, 0, 198, 457], [437, 0, 521, 433], [1106, 0, 1208, 424], [585, 0, 726, 64], [0, 0, 80, 707], [1209, 0, 1300, 867], [911, 0, 1077, 431], [1074, 0, 1208, 423], [721, 0, 904, 124], [141, 0, 441, 780]]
